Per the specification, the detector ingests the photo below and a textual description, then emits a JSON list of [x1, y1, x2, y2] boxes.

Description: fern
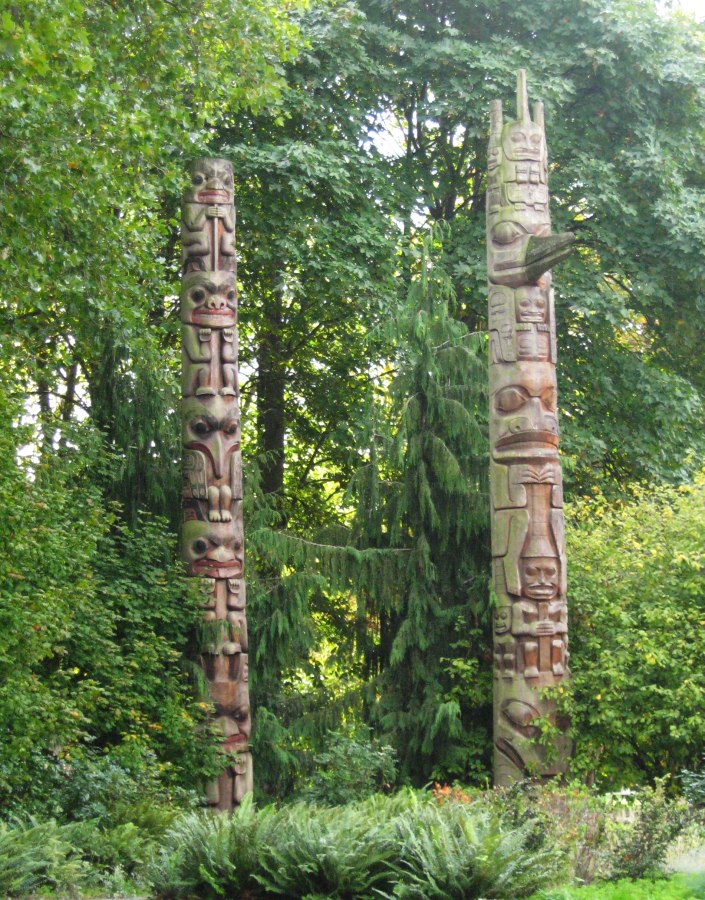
[[0, 818, 88, 897], [392, 800, 565, 899], [254, 801, 400, 898]]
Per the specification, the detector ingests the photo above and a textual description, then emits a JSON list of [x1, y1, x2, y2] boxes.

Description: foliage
[[564, 474, 705, 787], [0, 384, 219, 812], [682, 757, 705, 807], [301, 727, 398, 806], [0, 0, 303, 527], [346, 227, 491, 784], [147, 788, 564, 899], [530, 873, 705, 899], [146, 796, 265, 899], [600, 782, 689, 882], [486, 782, 608, 884], [391, 796, 564, 898], [0, 818, 87, 898]]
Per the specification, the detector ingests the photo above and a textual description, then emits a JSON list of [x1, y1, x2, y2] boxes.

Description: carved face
[[491, 363, 558, 459], [180, 271, 237, 328], [182, 396, 240, 479], [494, 605, 511, 635], [183, 158, 234, 205], [182, 519, 243, 579], [215, 681, 251, 750], [520, 557, 559, 600], [502, 120, 544, 162], [515, 286, 547, 323]]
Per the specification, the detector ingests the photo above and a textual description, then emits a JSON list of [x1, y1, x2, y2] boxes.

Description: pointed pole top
[[516, 69, 530, 123]]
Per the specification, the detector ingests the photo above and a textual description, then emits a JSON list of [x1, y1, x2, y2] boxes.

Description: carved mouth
[[496, 430, 558, 449], [525, 587, 556, 599], [222, 734, 247, 750], [193, 308, 234, 318], [493, 445, 559, 464], [197, 190, 230, 203], [193, 558, 242, 577]]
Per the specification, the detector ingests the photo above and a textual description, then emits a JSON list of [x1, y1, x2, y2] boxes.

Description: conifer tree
[[349, 227, 492, 782]]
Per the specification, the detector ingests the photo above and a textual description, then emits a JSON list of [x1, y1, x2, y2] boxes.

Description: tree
[[0, 0, 302, 523]]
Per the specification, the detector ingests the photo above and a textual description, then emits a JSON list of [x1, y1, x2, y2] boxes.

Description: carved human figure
[[182, 158, 236, 272]]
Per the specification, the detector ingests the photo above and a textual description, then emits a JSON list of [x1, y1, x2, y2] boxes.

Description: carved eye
[[235, 707, 249, 721], [493, 222, 524, 245], [194, 539, 208, 554], [191, 288, 206, 303], [495, 386, 529, 413], [531, 134, 541, 145], [227, 290, 236, 301], [224, 175, 233, 187], [524, 565, 538, 577], [224, 422, 239, 436], [545, 566, 557, 578], [192, 173, 205, 186], [192, 420, 211, 436], [541, 387, 557, 410]]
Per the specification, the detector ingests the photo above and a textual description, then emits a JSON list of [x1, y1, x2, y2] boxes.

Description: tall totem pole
[[180, 159, 252, 809], [487, 72, 575, 785]]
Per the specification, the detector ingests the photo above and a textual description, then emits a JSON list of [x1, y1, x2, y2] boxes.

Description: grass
[[531, 873, 705, 899]]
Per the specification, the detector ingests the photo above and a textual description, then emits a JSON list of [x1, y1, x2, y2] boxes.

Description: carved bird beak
[[211, 432, 225, 480], [524, 233, 575, 283]]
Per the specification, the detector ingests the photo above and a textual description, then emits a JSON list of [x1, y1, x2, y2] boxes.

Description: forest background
[[2, 0, 705, 815]]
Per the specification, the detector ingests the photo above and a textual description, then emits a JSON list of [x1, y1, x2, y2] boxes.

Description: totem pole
[[180, 158, 252, 809], [487, 72, 575, 785]]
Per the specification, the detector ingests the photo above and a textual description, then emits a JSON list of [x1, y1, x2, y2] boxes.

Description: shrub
[[393, 796, 564, 898], [486, 782, 608, 884], [0, 818, 87, 897], [148, 788, 566, 899], [302, 727, 398, 806], [681, 756, 705, 807], [566, 475, 705, 789], [600, 783, 689, 881], [146, 795, 265, 898], [255, 799, 399, 897]]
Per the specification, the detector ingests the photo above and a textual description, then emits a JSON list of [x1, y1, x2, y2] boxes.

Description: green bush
[[302, 727, 398, 806], [0, 818, 87, 897], [147, 789, 564, 899], [566, 474, 705, 788], [486, 782, 608, 885], [392, 796, 564, 899], [0, 406, 220, 816], [681, 757, 705, 807], [146, 795, 265, 898], [256, 799, 399, 897], [600, 783, 688, 881]]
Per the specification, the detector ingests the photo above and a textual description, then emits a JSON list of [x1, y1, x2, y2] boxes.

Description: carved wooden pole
[[180, 159, 252, 809], [487, 72, 575, 785]]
